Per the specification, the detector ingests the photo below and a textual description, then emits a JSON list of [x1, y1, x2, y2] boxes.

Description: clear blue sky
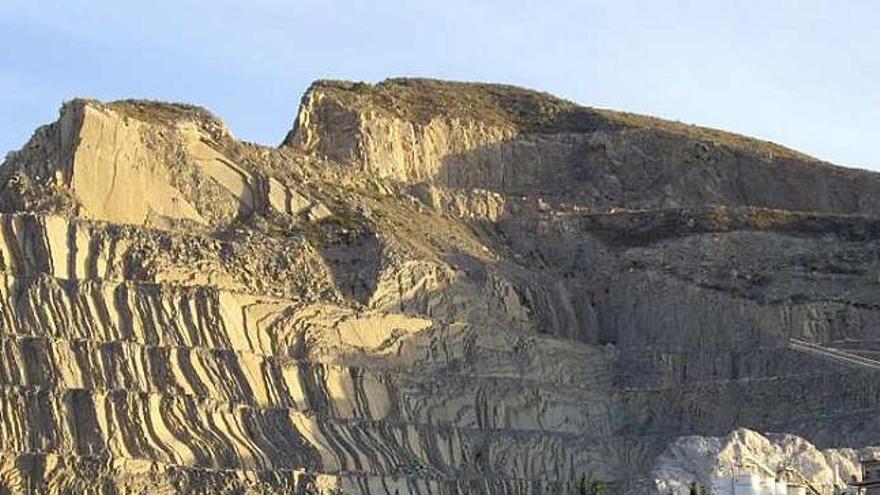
[[1, 0, 878, 170]]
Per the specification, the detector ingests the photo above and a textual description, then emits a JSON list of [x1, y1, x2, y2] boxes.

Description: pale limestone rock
[[307, 201, 333, 221], [267, 176, 311, 215], [4, 100, 325, 229], [66, 104, 206, 225], [651, 429, 880, 495]]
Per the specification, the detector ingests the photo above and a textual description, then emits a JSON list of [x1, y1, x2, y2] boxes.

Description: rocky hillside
[[0, 78, 878, 494]]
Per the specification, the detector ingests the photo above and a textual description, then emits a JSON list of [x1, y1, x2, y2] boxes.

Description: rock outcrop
[[2, 99, 330, 229], [0, 78, 878, 494], [285, 79, 880, 215], [651, 428, 880, 495]]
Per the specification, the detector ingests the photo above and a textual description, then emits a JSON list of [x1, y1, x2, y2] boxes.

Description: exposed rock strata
[[0, 78, 878, 494]]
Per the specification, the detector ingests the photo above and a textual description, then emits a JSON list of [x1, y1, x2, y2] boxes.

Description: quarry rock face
[[0, 78, 879, 494]]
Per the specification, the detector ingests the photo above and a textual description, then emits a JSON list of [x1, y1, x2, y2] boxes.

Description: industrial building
[[849, 459, 880, 495]]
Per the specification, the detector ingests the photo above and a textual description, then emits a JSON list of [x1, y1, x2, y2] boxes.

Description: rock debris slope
[[0, 78, 879, 494]]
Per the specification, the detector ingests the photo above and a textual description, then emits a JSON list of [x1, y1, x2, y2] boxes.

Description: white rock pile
[[651, 429, 880, 495]]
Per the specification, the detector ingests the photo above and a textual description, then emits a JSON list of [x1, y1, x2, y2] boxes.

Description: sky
[[1, 0, 878, 170]]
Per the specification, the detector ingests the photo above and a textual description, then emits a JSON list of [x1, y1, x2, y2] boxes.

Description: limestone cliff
[[2, 99, 328, 229], [0, 78, 878, 494], [284, 79, 880, 215]]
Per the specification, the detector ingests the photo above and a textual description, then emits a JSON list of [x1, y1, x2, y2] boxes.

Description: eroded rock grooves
[[0, 78, 878, 494]]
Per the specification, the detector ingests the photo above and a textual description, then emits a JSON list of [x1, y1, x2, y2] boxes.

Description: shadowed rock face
[[0, 78, 879, 494]]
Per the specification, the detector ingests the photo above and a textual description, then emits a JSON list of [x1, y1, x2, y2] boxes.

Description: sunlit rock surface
[[651, 428, 880, 495], [0, 78, 879, 494]]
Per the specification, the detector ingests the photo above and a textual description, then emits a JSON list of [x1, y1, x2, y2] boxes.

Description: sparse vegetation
[[689, 480, 708, 495], [579, 473, 607, 495], [351, 81, 371, 93], [308, 77, 595, 132], [302, 209, 368, 247], [106, 99, 221, 126], [593, 107, 816, 162]]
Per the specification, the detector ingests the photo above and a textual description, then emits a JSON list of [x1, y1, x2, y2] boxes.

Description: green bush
[[580, 473, 606, 495]]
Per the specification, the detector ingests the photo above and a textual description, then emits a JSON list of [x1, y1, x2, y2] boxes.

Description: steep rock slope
[[285, 79, 880, 214], [0, 78, 878, 494]]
